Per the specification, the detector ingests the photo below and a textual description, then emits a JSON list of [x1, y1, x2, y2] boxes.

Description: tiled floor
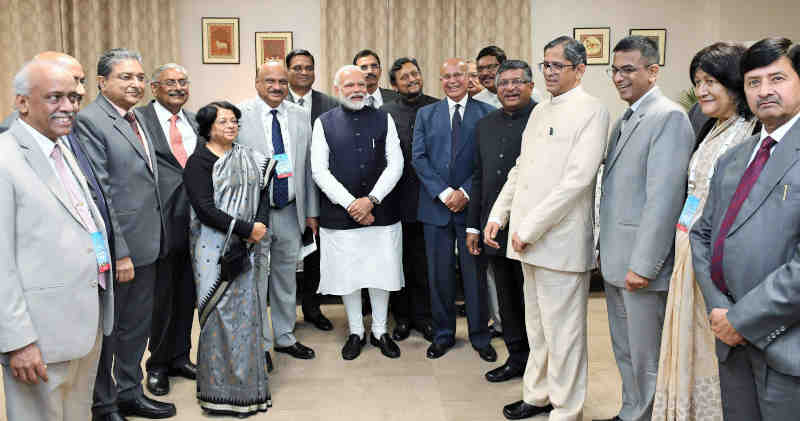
[[0, 294, 623, 421]]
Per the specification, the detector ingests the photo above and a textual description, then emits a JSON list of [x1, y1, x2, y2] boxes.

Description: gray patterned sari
[[190, 143, 271, 416]]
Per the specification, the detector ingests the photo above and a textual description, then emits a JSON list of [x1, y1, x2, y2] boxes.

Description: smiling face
[[744, 56, 800, 132], [334, 68, 368, 110], [151, 67, 189, 114], [209, 107, 239, 145], [611, 49, 658, 105], [477, 55, 500, 93], [288, 54, 315, 91], [497, 68, 533, 112], [16, 64, 79, 140], [694, 68, 736, 120], [440, 59, 468, 102], [99, 59, 146, 111], [392, 61, 423, 97], [466, 62, 483, 96], [542, 44, 585, 97], [255, 61, 289, 108]]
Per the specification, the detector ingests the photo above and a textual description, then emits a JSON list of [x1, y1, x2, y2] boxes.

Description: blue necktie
[[271, 109, 288, 207]]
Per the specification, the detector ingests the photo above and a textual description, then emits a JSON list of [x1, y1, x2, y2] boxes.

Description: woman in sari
[[652, 42, 758, 421], [184, 101, 271, 417]]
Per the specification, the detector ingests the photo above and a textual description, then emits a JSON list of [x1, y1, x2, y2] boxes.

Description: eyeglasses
[[116, 72, 147, 83], [289, 65, 314, 73], [215, 118, 238, 126], [155, 79, 190, 87], [477, 63, 500, 73], [537, 62, 576, 73], [398, 70, 420, 82], [359, 63, 380, 71], [441, 72, 465, 81], [606, 65, 651, 78], [496, 78, 530, 88], [262, 78, 289, 87]]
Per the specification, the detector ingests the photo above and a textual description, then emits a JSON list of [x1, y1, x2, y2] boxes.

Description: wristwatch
[[368, 195, 380, 205]]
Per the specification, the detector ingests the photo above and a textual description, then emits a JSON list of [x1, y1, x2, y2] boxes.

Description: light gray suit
[[237, 98, 319, 351], [0, 121, 113, 421], [75, 93, 164, 408], [690, 117, 800, 420], [599, 86, 694, 421]]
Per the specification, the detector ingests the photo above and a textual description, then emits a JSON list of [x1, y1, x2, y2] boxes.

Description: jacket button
[[361, 182, 367, 187], [355, 132, 361, 136], [499, 154, 504, 159], [360, 164, 365, 169], [496, 170, 502, 175]]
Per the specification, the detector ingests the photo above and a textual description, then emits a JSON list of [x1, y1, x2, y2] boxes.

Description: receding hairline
[[256, 60, 287, 79]]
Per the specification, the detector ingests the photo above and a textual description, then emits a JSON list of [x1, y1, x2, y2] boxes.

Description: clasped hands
[[348, 197, 375, 226], [444, 189, 468, 213]]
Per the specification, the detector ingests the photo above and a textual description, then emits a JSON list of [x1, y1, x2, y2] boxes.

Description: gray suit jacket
[[287, 89, 339, 125], [75, 94, 164, 267], [135, 101, 199, 254], [237, 97, 319, 228], [599, 87, 694, 290], [691, 118, 800, 375], [0, 122, 113, 365]]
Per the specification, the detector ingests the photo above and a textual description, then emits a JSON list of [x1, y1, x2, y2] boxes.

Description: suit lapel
[[729, 123, 800, 236], [12, 124, 85, 228], [435, 100, 452, 160], [605, 88, 662, 172], [99, 95, 153, 172], [454, 99, 477, 159], [59, 137, 107, 233], [139, 102, 181, 169]]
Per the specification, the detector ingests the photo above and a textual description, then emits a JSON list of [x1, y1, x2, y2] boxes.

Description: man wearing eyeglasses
[[472, 45, 505, 109], [237, 59, 319, 371], [353, 49, 399, 108], [134, 63, 199, 397], [484, 36, 609, 421], [597, 36, 693, 421], [466, 59, 537, 385]]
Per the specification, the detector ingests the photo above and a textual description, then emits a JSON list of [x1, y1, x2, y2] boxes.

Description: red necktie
[[124, 112, 152, 169], [169, 114, 188, 167], [709, 136, 777, 294]]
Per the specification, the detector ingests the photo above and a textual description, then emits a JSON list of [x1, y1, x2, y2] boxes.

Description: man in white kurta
[[485, 37, 610, 421], [311, 65, 404, 360]]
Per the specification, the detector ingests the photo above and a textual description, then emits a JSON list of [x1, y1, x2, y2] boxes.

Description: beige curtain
[[321, 0, 532, 98], [0, 0, 179, 116]]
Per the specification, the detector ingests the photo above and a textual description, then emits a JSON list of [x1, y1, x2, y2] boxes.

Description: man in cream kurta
[[485, 36, 609, 421]]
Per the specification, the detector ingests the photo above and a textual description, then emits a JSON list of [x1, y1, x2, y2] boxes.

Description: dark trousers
[[423, 221, 490, 348], [146, 250, 195, 372], [299, 233, 324, 318], [93, 263, 156, 416], [390, 221, 432, 326], [482, 254, 528, 367]]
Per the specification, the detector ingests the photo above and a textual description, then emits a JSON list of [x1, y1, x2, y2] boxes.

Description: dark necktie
[[617, 108, 634, 141], [451, 103, 462, 162], [271, 109, 289, 208], [124, 112, 152, 169], [709, 136, 777, 294], [297, 98, 305, 106]]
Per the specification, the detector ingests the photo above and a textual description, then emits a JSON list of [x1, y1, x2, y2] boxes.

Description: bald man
[[237, 60, 319, 370], [412, 58, 496, 361]]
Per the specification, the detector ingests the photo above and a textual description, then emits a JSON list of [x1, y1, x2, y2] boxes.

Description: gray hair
[[13, 59, 71, 96], [495, 60, 533, 87], [97, 48, 142, 78], [544, 36, 587, 66], [151, 63, 189, 83], [333, 64, 363, 88]]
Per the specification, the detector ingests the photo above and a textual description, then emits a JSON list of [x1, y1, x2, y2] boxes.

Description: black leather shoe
[[342, 334, 366, 360], [371, 333, 401, 358], [274, 342, 315, 360], [168, 361, 197, 380], [392, 322, 411, 341], [489, 324, 503, 338], [92, 412, 128, 421], [474, 344, 498, 362], [146, 371, 169, 396], [306, 313, 334, 331], [593, 417, 622, 421], [426, 341, 454, 359], [502, 400, 553, 420], [265, 352, 273, 373], [485, 362, 524, 382], [118, 395, 176, 419], [414, 322, 434, 342]]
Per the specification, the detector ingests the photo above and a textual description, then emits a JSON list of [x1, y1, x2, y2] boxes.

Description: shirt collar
[[289, 88, 312, 103], [107, 97, 132, 117], [550, 84, 583, 104], [264, 99, 287, 115], [19, 118, 61, 158], [761, 111, 800, 143], [370, 88, 383, 103], [446, 95, 468, 110], [629, 85, 657, 112], [152, 100, 185, 123]]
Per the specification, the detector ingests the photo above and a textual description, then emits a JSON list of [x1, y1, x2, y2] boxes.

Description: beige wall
[[176, 0, 322, 111], [175, 0, 800, 117]]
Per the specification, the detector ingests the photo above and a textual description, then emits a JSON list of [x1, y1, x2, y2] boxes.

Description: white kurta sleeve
[[311, 118, 357, 209], [368, 114, 404, 202]]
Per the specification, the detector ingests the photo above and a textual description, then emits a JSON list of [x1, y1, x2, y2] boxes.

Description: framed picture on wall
[[573, 27, 611, 65], [202, 17, 240, 64], [255, 32, 293, 69], [630, 28, 667, 65]]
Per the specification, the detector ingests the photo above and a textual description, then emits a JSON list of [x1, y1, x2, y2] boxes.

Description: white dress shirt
[[152, 100, 198, 157], [261, 100, 296, 203], [747, 111, 800, 165], [21, 119, 79, 186], [367, 88, 384, 108], [473, 89, 501, 109], [289, 88, 313, 114], [440, 95, 470, 204]]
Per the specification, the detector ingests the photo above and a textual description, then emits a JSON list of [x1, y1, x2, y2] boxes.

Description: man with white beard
[[310, 65, 405, 360]]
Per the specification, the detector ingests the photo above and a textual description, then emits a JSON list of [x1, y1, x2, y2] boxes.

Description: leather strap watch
[[368, 195, 380, 205]]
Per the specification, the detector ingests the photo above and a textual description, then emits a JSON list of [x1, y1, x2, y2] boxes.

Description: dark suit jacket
[[288, 89, 339, 125], [380, 87, 400, 106], [467, 102, 536, 255], [75, 94, 164, 267], [412, 97, 494, 226], [135, 101, 199, 255]]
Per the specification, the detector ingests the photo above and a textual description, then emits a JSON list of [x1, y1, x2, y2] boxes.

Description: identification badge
[[676, 195, 700, 232], [274, 153, 293, 179], [91, 232, 111, 273]]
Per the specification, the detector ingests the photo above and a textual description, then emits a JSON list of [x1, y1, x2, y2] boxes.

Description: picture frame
[[255, 32, 293, 69], [629, 28, 667, 65], [202, 17, 240, 64], [573, 27, 611, 65]]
